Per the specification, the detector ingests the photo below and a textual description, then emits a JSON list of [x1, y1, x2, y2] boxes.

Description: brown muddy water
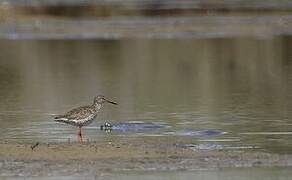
[[0, 38, 291, 153], [97, 167, 292, 180], [1, 167, 292, 180]]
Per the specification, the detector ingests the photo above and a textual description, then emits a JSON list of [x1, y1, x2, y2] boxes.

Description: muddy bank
[[1, 139, 292, 176]]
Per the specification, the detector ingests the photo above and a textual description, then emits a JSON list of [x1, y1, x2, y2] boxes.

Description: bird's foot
[[77, 134, 83, 143]]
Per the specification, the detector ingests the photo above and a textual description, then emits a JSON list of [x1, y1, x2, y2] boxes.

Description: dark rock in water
[[165, 129, 224, 136], [100, 121, 164, 132], [100, 122, 224, 137]]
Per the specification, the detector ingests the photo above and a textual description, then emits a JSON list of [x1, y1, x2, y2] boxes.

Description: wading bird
[[54, 95, 117, 141]]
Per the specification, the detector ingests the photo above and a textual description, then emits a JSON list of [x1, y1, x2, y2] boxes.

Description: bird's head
[[94, 95, 117, 105]]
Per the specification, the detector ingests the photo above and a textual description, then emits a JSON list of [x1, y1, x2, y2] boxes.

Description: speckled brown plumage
[[55, 105, 97, 121], [54, 95, 117, 128]]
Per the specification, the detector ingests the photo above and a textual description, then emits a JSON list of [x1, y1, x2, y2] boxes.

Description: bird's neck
[[94, 103, 102, 111]]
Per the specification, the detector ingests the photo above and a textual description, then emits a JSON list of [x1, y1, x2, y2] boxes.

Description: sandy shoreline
[[1, 139, 292, 176]]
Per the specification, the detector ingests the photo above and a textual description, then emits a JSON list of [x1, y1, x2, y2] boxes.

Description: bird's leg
[[77, 127, 82, 136], [77, 127, 83, 143]]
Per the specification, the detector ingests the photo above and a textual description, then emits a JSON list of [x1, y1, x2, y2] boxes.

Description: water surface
[[0, 38, 291, 153], [109, 167, 292, 180], [2, 167, 291, 180]]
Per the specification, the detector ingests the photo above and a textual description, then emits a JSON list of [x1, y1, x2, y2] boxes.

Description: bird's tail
[[54, 115, 62, 119], [54, 116, 68, 123]]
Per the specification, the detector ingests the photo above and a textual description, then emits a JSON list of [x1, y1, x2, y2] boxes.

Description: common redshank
[[54, 95, 117, 140]]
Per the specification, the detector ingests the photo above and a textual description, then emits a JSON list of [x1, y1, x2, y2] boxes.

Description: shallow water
[[1, 167, 291, 180], [0, 38, 291, 153], [106, 167, 292, 180], [113, 167, 292, 180]]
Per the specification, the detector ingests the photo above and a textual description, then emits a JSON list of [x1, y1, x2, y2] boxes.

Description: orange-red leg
[[77, 127, 83, 143]]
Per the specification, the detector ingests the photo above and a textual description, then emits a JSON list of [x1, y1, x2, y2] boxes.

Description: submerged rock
[[100, 121, 164, 132]]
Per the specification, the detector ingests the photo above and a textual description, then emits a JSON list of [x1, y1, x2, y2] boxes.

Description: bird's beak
[[105, 99, 118, 105]]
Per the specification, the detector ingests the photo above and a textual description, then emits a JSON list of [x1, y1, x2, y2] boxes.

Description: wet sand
[[1, 139, 292, 176]]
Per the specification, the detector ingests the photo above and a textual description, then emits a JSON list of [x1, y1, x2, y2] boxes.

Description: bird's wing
[[55, 106, 96, 120]]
